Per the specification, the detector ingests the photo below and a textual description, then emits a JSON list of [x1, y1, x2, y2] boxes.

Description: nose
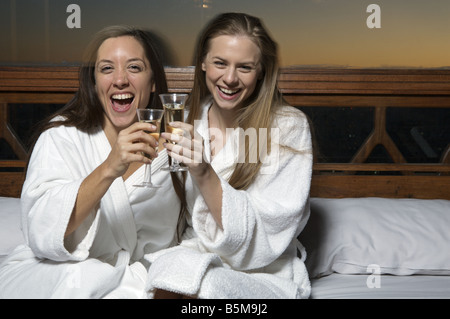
[[223, 67, 239, 86], [113, 68, 129, 89]]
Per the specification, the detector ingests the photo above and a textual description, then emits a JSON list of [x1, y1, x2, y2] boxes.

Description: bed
[[0, 197, 23, 266], [301, 197, 450, 299], [1, 197, 449, 299], [0, 66, 449, 298]]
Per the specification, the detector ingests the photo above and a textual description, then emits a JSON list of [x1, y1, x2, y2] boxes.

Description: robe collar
[[95, 129, 138, 253]]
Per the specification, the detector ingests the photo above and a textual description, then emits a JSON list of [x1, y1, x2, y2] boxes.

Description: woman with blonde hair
[[147, 12, 313, 299]]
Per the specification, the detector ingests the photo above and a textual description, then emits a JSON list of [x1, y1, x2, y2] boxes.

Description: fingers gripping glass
[[159, 93, 189, 172], [133, 108, 165, 188]]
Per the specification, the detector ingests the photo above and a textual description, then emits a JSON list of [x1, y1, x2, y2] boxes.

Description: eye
[[213, 60, 226, 68], [238, 65, 255, 73], [99, 65, 113, 73], [128, 64, 143, 72]]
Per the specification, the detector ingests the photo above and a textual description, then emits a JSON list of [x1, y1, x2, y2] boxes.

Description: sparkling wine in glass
[[160, 93, 189, 172], [133, 108, 164, 188]]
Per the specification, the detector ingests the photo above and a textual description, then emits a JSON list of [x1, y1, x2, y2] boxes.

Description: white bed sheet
[[311, 273, 450, 299], [0, 197, 24, 266]]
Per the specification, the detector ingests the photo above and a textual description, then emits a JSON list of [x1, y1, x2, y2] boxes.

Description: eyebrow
[[211, 56, 258, 66], [97, 58, 147, 65]]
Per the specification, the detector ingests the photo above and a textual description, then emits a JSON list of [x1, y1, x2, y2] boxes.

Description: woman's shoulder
[[39, 116, 96, 141], [272, 105, 310, 130], [271, 105, 312, 150], [40, 116, 74, 136]]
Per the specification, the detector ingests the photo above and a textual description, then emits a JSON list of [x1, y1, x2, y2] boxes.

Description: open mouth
[[217, 86, 242, 101], [218, 87, 240, 96], [111, 93, 134, 112]]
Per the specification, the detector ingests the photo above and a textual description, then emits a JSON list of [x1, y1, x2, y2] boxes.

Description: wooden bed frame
[[1, 66, 449, 199]]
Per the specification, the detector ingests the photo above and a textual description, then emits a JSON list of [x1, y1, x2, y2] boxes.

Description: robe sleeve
[[21, 125, 100, 262], [192, 108, 313, 270]]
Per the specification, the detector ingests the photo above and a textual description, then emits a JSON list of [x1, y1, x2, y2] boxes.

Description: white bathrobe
[[0, 122, 180, 299], [146, 102, 313, 299]]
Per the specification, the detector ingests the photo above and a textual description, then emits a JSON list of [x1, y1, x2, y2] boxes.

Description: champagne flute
[[160, 93, 189, 172], [133, 108, 164, 188]]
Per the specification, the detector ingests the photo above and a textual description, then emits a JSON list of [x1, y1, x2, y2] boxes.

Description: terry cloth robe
[[0, 121, 180, 299], [145, 102, 313, 299]]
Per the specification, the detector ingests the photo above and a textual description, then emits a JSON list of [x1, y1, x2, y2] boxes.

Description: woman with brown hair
[[147, 12, 313, 299], [0, 25, 183, 298]]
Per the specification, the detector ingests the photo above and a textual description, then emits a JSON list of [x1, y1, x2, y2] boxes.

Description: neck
[[208, 103, 237, 132], [207, 103, 239, 158], [103, 118, 119, 146]]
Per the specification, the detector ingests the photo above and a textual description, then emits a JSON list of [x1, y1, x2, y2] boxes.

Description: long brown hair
[[187, 13, 285, 190], [27, 25, 187, 240]]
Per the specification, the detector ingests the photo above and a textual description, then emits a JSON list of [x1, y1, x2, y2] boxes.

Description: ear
[[201, 62, 206, 72], [151, 81, 156, 92]]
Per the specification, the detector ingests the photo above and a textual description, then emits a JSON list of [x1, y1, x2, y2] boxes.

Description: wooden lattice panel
[[1, 66, 449, 198]]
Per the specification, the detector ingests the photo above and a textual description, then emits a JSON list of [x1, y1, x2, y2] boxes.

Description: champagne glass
[[133, 108, 164, 188], [160, 93, 189, 172]]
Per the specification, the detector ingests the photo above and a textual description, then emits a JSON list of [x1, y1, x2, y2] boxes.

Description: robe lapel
[[106, 178, 138, 252], [210, 128, 239, 181], [196, 102, 237, 181], [94, 130, 138, 253]]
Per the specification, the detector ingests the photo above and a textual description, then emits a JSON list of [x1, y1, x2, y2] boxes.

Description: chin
[[112, 117, 135, 129]]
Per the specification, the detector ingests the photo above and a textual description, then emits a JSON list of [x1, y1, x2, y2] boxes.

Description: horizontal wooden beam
[[3, 172, 448, 199], [3, 161, 448, 172], [314, 163, 450, 173], [0, 92, 73, 104], [310, 175, 450, 199], [0, 160, 26, 168], [2, 66, 450, 96]]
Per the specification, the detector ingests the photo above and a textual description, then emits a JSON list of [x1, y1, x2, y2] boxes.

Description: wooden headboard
[[1, 66, 449, 199]]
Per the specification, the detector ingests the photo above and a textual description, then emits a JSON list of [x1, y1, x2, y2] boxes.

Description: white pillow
[[0, 197, 25, 255], [300, 197, 450, 278]]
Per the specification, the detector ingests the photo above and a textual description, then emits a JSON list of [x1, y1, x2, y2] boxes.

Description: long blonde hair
[[187, 12, 285, 189]]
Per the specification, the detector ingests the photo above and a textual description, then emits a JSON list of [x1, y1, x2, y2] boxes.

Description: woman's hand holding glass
[[161, 122, 209, 178], [105, 121, 158, 180]]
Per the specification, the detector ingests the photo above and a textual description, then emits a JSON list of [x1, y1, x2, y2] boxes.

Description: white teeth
[[219, 87, 239, 95], [112, 93, 134, 100]]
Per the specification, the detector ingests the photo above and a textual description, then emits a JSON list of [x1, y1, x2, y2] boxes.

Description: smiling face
[[201, 35, 261, 113], [95, 35, 154, 134]]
